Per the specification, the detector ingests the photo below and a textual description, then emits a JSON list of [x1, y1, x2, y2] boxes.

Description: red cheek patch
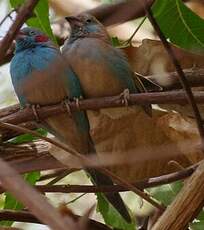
[[35, 35, 49, 42]]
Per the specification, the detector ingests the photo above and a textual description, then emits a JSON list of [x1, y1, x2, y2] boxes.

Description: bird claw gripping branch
[[120, 88, 130, 107], [61, 99, 72, 117]]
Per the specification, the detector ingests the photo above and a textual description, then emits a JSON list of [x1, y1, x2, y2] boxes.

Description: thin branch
[[2, 90, 204, 126], [0, 0, 39, 63], [35, 164, 197, 194], [39, 169, 76, 181], [0, 210, 112, 230], [65, 193, 87, 205], [142, 4, 204, 145], [124, 16, 147, 45], [1, 121, 37, 141], [46, 169, 77, 185]]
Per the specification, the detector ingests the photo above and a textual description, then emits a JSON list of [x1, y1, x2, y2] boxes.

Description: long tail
[[86, 137, 131, 223]]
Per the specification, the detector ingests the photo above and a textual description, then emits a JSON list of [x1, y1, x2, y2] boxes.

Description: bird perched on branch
[[62, 13, 151, 115], [10, 27, 131, 223]]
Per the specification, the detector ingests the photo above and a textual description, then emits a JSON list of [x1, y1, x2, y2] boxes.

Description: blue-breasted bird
[[10, 27, 131, 222], [63, 13, 151, 115]]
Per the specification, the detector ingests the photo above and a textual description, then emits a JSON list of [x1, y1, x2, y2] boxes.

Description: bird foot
[[25, 103, 41, 122], [73, 96, 83, 110], [61, 99, 72, 117], [120, 89, 130, 107]]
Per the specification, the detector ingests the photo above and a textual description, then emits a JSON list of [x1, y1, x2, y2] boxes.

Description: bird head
[[65, 14, 109, 41], [15, 27, 54, 52]]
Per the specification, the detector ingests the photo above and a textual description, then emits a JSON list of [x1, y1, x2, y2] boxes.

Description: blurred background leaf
[[10, 0, 56, 42], [0, 171, 40, 227], [149, 181, 183, 206], [190, 221, 204, 230], [8, 128, 47, 144], [190, 210, 204, 229], [97, 193, 135, 230]]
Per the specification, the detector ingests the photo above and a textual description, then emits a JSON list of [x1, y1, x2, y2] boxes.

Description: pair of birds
[[10, 14, 149, 222]]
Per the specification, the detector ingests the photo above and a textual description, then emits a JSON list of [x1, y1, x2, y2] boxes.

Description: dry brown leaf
[[87, 107, 203, 182], [186, 0, 204, 19], [48, 109, 203, 181], [123, 39, 204, 117], [123, 39, 204, 83]]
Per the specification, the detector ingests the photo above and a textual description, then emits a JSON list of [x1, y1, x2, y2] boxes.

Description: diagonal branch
[[152, 160, 204, 230], [87, 0, 154, 26], [0, 158, 77, 230], [142, 3, 204, 145]]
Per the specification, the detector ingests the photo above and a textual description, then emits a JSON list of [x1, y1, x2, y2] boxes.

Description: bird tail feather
[[86, 137, 131, 223]]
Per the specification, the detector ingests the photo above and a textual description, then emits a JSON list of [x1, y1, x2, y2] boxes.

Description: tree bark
[[152, 160, 204, 230]]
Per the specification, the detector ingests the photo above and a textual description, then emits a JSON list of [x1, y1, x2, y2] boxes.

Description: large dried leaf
[[123, 39, 204, 117], [49, 107, 203, 181], [87, 107, 203, 182], [123, 39, 204, 80]]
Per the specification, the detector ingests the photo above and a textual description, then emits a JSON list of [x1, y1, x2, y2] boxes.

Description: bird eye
[[86, 19, 92, 23], [29, 31, 35, 36]]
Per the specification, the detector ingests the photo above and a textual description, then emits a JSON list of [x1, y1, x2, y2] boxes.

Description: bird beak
[[16, 31, 26, 40], [65, 16, 82, 27]]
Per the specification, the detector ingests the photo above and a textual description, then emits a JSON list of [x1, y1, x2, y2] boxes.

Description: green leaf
[[0, 172, 40, 227], [197, 210, 204, 221], [149, 181, 183, 206], [190, 210, 204, 229], [111, 36, 121, 47], [10, 0, 56, 42], [152, 0, 204, 53], [9, 128, 47, 144], [24, 171, 41, 185], [96, 193, 135, 230]]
